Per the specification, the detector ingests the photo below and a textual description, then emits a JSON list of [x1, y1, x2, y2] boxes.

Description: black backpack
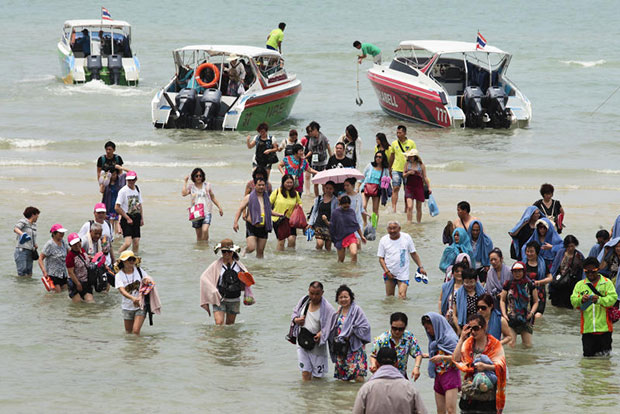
[[218, 264, 243, 299]]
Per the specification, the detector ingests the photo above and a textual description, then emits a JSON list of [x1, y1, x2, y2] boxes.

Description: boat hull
[[368, 71, 451, 128], [233, 83, 302, 130], [57, 44, 140, 86]]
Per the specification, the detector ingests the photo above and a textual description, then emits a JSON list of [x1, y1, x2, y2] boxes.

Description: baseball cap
[[376, 347, 397, 365], [126, 171, 137, 180], [94, 202, 107, 212], [119, 250, 136, 261], [511, 261, 525, 271], [50, 223, 68, 233], [67, 233, 81, 246]]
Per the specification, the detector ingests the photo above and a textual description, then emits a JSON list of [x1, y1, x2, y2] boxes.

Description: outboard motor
[[463, 86, 485, 128], [175, 88, 197, 120], [198, 88, 222, 130], [107, 54, 123, 85], [86, 55, 103, 80], [483, 86, 511, 128]]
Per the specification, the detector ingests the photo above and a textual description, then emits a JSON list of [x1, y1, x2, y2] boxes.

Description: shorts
[[582, 332, 612, 357], [311, 164, 327, 173], [14, 247, 33, 276], [266, 45, 277, 51], [373, 53, 382, 65], [434, 367, 462, 395], [383, 274, 410, 285], [297, 347, 328, 377], [341, 233, 358, 248], [68, 278, 93, 299], [50, 276, 68, 287], [120, 214, 141, 238], [391, 171, 404, 188], [245, 221, 269, 239], [314, 226, 331, 241], [122, 308, 147, 320], [192, 213, 213, 228], [508, 316, 533, 334], [213, 300, 240, 315]]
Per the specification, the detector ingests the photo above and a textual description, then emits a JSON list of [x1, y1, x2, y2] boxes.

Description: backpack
[[99, 154, 122, 172], [218, 264, 243, 299]]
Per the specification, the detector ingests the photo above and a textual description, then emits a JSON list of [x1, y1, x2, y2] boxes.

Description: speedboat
[[151, 45, 302, 131], [367, 40, 531, 128], [57, 19, 140, 86]]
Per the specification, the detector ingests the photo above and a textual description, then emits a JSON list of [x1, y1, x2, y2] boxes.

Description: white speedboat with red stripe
[[151, 45, 301, 131], [367, 40, 531, 129]]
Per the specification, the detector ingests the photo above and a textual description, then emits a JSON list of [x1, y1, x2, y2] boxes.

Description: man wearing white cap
[[66, 233, 95, 303], [79, 202, 114, 264], [115, 170, 143, 254]]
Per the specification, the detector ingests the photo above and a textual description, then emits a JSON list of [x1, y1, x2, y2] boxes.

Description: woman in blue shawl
[[521, 218, 563, 269], [468, 220, 493, 268], [509, 206, 541, 261], [439, 228, 474, 273], [421, 312, 460, 414], [598, 237, 620, 293]]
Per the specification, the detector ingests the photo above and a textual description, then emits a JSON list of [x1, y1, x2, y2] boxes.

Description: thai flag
[[476, 32, 486, 50], [101, 7, 112, 20]]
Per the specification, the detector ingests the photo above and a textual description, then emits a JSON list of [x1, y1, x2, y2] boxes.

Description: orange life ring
[[195, 63, 219, 88]]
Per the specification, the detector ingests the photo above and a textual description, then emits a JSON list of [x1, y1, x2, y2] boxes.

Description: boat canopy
[[63, 19, 132, 29], [396, 40, 507, 56], [175, 45, 281, 59]]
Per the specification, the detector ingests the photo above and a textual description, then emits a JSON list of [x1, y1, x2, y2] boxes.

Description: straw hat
[[214, 238, 241, 254], [404, 148, 420, 158]]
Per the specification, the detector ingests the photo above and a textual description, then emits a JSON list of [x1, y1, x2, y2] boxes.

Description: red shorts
[[341, 233, 358, 248]]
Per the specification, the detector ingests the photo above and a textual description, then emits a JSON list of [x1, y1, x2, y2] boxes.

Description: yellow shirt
[[267, 28, 284, 49], [390, 139, 416, 172], [269, 188, 301, 219]]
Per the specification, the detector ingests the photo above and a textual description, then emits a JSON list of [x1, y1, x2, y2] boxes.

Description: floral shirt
[[371, 330, 422, 377]]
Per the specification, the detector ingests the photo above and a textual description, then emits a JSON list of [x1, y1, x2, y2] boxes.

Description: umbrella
[[311, 168, 364, 185]]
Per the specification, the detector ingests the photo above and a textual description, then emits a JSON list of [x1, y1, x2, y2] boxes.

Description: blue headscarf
[[550, 247, 585, 279], [440, 279, 456, 316], [424, 312, 459, 378], [455, 282, 486, 326], [521, 218, 563, 264], [509, 206, 540, 256], [613, 215, 620, 239], [487, 309, 503, 341], [439, 228, 474, 273], [597, 237, 620, 292], [468, 220, 493, 267]]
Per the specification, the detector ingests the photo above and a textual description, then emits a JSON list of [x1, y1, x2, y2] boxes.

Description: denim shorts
[[391, 171, 404, 188], [14, 247, 33, 276], [192, 213, 213, 228], [122, 308, 147, 320], [213, 300, 240, 315]]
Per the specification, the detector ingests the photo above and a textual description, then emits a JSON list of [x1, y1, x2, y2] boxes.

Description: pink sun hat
[[50, 223, 68, 233], [67, 233, 81, 246], [94, 202, 107, 212]]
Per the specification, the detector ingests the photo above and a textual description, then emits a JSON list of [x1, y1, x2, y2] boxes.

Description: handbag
[[586, 282, 620, 324], [275, 217, 291, 240], [188, 203, 205, 222], [289, 204, 307, 229], [364, 183, 380, 197], [31, 249, 39, 261]]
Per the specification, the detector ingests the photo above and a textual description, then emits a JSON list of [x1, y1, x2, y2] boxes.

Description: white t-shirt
[[116, 185, 143, 216], [116, 268, 146, 310], [377, 233, 416, 281], [78, 220, 113, 242], [304, 307, 321, 334], [189, 182, 213, 213]]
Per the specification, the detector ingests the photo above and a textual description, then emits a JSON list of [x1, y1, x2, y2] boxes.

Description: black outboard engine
[[198, 88, 222, 129], [86, 55, 103, 80], [483, 86, 511, 128], [107, 54, 123, 85], [175, 88, 197, 125], [463, 86, 485, 128]]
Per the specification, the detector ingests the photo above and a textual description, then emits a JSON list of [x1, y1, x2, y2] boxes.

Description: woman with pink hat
[[66, 233, 95, 303], [38, 224, 69, 293]]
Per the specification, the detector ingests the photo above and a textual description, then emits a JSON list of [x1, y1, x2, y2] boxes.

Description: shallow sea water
[[1, 1, 620, 412]]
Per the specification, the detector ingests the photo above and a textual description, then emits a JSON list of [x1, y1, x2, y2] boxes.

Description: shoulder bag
[[586, 282, 620, 324]]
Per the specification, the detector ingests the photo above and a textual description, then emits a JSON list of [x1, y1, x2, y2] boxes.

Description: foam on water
[[117, 140, 164, 147], [426, 160, 467, 171], [129, 161, 229, 168], [48, 80, 153, 97], [15, 74, 57, 84], [0, 159, 82, 167], [560, 59, 606, 67], [0, 138, 54, 149]]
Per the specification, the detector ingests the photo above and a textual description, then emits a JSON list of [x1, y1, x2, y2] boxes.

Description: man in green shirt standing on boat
[[354, 41, 381, 64], [266, 23, 286, 54]]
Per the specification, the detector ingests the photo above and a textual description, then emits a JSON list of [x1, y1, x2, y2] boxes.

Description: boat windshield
[[63, 25, 132, 57], [393, 48, 434, 69]]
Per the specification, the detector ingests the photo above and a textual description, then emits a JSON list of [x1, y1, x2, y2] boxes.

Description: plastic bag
[[289, 204, 308, 229], [428, 194, 439, 217]]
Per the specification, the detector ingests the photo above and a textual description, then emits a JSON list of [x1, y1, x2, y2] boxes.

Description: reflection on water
[[574, 357, 620, 409], [196, 323, 260, 368]]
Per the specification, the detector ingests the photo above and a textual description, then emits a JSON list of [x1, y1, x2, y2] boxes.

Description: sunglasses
[[584, 270, 598, 274], [469, 325, 482, 332], [476, 305, 488, 311], [194, 174, 204, 178], [127, 257, 137, 262], [391, 326, 405, 332]]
